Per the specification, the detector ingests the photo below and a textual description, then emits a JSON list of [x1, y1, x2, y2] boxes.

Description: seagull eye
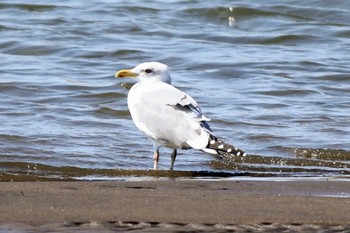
[[145, 69, 153, 74]]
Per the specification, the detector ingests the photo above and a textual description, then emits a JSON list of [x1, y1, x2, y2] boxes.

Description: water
[[0, 0, 349, 181]]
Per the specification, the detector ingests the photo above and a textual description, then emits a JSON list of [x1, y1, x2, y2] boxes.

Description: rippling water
[[0, 0, 349, 180]]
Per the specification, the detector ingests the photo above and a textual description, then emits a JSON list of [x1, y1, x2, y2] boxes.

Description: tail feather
[[202, 135, 246, 157]]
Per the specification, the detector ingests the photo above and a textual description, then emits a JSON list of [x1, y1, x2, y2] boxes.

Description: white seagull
[[115, 62, 246, 170]]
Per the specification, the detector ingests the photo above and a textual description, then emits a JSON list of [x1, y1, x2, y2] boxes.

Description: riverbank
[[1, 179, 349, 232]]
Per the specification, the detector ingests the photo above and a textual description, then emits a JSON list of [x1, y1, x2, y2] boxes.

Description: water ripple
[[0, 0, 349, 180]]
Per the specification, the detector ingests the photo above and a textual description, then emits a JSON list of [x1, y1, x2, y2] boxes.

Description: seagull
[[115, 62, 246, 170]]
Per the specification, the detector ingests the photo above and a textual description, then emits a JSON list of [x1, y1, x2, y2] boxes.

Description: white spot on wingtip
[[242, 152, 247, 156], [210, 140, 215, 145], [237, 151, 241, 156], [218, 144, 224, 149], [227, 148, 232, 153]]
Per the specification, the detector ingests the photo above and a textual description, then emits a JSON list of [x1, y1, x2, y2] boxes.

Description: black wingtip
[[206, 135, 246, 157]]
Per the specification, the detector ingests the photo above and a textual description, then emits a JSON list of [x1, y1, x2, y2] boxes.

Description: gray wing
[[171, 98, 212, 133], [159, 83, 213, 133]]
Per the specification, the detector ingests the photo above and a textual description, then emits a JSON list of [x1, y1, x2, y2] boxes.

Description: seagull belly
[[127, 82, 209, 150]]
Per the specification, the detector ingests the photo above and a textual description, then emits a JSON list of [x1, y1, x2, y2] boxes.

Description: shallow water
[[0, 0, 349, 181]]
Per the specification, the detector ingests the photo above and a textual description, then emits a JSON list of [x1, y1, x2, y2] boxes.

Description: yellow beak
[[115, 69, 137, 78]]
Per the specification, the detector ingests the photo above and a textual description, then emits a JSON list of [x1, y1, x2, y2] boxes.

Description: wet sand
[[1, 179, 350, 232]]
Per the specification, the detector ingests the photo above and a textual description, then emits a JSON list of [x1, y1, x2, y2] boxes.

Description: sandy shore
[[1, 179, 349, 232]]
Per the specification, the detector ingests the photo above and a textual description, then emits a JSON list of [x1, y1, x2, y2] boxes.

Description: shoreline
[[1, 179, 350, 231]]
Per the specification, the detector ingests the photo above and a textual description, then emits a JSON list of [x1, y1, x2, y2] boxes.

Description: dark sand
[[1, 179, 349, 232]]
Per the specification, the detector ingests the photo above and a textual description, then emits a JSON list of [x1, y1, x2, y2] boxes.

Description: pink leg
[[153, 150, 159, 170]]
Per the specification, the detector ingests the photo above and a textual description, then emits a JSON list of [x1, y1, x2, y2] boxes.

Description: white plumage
[[115, 62, 245, 170]]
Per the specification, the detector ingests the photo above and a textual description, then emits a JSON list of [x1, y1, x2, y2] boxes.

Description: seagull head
[[115, 62, 171, 84]]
